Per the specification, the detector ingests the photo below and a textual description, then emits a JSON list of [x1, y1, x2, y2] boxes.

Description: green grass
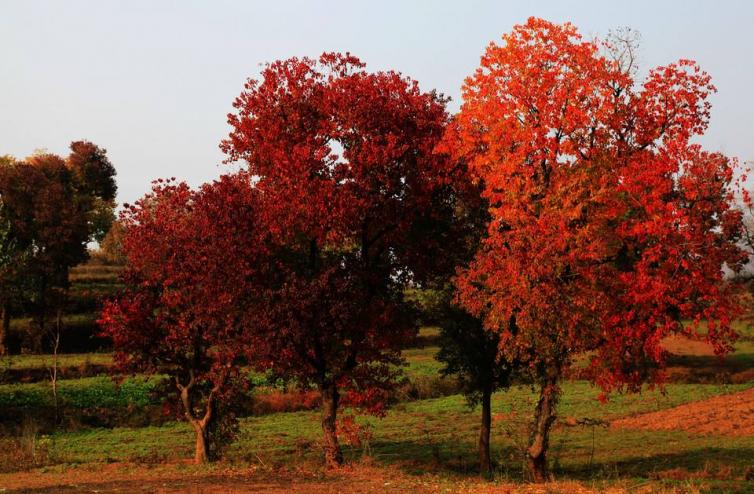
[[8, 313, 98, 332], [0, 352, 112, 370], [3, 330, 752, 488], [0, 348, 449, 410], [708, 339, 754, 368], [1, 327, 441, 372], [2, 334, 750, 411], [402, 346, 443, 377], [0, 375, 160, 409], [7, 319, 749, 375], [34, 381, 754, 481]]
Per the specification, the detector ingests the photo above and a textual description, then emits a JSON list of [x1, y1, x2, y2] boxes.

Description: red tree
[[100, 173, 266, 463], [452, 18, 746, 480], [222, 53, 455, 466]]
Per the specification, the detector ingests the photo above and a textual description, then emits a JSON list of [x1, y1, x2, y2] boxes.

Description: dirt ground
[[662, 335, 754, 384], [611, 387, 754, 436], [0, 462, 659, 494], [661, 335, 720, 357]]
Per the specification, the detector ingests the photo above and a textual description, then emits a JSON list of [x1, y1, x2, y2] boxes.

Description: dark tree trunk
[[37, 279, 46, 351], [479, 383, 493, 476], [321, 382, 343, 467], [0, 302, 9, 356], [527, 379, 560, 482]]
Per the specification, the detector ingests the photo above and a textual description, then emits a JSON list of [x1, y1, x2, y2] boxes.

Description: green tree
[[435, 290, 514, 476]]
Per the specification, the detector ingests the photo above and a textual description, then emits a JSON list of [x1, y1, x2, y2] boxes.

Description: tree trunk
[[36, 279, 46, 352], [479, 384, 493, 477], [0, 302, 9, 356], [176, 372, 218, 464], [526, 379, 560, 482], [193, 422, 210, 464], [321, 382, 343, 467], [50, 308, 62, 425]]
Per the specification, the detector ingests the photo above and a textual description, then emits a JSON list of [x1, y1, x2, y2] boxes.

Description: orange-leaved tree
[[452, 18, 746, 481]]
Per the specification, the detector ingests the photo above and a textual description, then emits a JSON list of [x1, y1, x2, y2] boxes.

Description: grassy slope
[[5, 333, 751, 485], [38, 382, 754, 483]]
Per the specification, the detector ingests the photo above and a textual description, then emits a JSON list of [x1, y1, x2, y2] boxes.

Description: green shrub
[[0, 376, 162, 409]]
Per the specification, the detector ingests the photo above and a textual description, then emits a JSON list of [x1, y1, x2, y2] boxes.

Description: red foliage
[[101, 174, 266, 379], [222, 52, 454, 465], [451, 18, 746, 479], [454, 17, 745, 392], [1, 143, 116, 282], [337, 414, 374, 450], [99, 173, 268, 462], [2, 154, 86, 274]]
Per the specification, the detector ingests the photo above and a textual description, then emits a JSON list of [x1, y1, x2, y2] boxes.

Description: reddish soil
[[661, 334, 718, 356], [611, 387, 754, 436], [0, 462, 636, 493]]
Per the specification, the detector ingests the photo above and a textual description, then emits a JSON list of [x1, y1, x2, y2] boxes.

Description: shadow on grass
[[12, 445, 754, 493], [665, 354, 754, 383], [363, 437, 754, 483], [667, 353, 754, 369], [561, 447, 754, 480]]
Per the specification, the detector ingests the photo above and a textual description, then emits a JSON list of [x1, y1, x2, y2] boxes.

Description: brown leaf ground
[[611, 387, 754, 436]]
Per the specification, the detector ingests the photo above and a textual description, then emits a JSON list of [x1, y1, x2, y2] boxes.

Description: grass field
[[43, 381, 752, 466], [2, 331, 753, 491], [1, 263, 753, 492], [2, 381, 752, 492]]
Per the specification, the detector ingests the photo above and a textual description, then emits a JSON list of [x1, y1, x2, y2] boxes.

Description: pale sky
[[2, 0, 753, 206]]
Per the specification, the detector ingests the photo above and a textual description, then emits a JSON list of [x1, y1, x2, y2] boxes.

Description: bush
[[251, 389, 321, 415], [396, 374, 462, 401]]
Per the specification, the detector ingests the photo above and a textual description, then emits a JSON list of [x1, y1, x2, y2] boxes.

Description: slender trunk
[[37, 310, 45, 352], [192, 421, 210, 464], [0, 302, 9, 356], [49, 309, 61, 426], [37, 279, 46, 352], [526, 378, 560, 482], [321, 382, 343, 467], [479, 384, 493, 477]]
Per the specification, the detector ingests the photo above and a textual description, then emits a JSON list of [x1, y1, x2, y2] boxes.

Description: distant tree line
[[0, 141, 117, 355]]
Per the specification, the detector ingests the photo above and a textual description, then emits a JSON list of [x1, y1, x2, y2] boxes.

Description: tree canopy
[[451, 17, 746, 480]]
